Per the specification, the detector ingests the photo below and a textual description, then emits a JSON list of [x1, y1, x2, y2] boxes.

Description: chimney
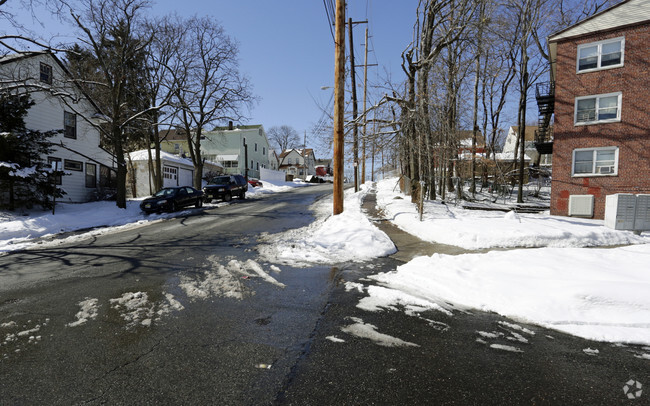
[[228, 121, 233, 130]]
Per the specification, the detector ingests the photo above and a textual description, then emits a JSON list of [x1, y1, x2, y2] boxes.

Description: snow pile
[[340, 316, 419, 347], [179, 258, 284, 300], [375, 178, 648, 249], [0, 200, 150, 252], [109, 292, 155, 328], [365, 243, 650, 345], [67, 298, 99, 327], [258, 185, 396, 266]]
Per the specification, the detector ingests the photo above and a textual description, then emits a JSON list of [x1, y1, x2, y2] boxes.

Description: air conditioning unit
[[568, 195, 594, 217], [597, 166, 614, 174]]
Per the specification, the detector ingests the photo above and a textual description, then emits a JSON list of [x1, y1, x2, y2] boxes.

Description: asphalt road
[[0, 184, 648, 405]]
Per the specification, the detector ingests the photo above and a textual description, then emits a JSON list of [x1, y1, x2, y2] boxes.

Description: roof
[[0, 51, 103, 115], [548, 0, 650, 43], [212, 124, 263, 131], [128, 149, 194, 167], [129, 149, 224, 168], [279, 148, 315, 159], [509, 126, 539, 142], [159, 128, 188, 141]]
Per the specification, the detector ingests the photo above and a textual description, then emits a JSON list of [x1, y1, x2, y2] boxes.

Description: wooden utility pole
[[332, 0, 345, 214], [348, 17, 359, 193], [361, 27, 369, 185]]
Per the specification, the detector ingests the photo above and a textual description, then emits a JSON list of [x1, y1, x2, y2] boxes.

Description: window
[[263, 147, 266, 155], [255, 143, 258, 152], [256, 162, 259, 170], [575, 93, 621, 124], [163, 166, 178, 182], [40, 62, 52, 84], [85, 163, 97, 188], [577, 37, 624, 72], [48, 157, 62, 185], [572, 147, 618, 176], [100, 165, 114, 188], [64, 111, 77, 139], [64, 159, 83, 171]]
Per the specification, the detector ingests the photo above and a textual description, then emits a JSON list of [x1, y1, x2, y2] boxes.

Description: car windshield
[[209, 176, 231, 185], [153, 188, 177, 197]]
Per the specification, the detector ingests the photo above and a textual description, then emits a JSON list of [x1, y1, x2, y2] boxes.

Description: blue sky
[[7, 0, 420, 158], [156, 0, 420, 157]]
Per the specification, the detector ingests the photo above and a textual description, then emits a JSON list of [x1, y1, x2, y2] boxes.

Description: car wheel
[[195, 198, 203, 208], [224, 193, 232, 202]]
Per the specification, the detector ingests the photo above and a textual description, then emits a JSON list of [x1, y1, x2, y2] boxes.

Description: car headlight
[[157, 199, 167, 205], [218, 188, 225, 192]]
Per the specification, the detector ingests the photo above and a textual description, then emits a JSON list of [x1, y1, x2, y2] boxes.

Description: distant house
[[0, 51, 116, 203], [269, 150, 280, 171], [278, 148, 316, 180], [315, 158, 333, 177], [160, 123, 271, 180], [541, 0, 650, 219], [499, 125, 551, 167]]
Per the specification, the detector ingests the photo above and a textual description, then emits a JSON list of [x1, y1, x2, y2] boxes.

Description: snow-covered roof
[[128, 149, 194, 167]]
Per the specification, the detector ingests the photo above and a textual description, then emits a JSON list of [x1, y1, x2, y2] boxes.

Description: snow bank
[[258, 185, 396, 266], [367, 244, 650, 345]]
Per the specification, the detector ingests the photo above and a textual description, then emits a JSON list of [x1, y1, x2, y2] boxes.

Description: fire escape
[[535, 82, 555, 154]]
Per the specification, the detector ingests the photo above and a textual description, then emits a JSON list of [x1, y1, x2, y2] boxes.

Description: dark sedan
[[140, 186, 204, 214]]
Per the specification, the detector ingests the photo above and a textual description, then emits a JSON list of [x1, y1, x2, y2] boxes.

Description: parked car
[[248, 178, 263, 187], [140, 186, 204, 214], [203, 174, 248, 202]]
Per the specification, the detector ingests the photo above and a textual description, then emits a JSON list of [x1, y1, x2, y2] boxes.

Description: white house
[[500, 125, 551, 166], [0, 51, 116, 203], [278, 148, 316, 180]]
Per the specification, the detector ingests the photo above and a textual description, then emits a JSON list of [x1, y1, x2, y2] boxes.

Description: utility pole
[[348, 17, 359, 193], [361, 27, 369, 185], [332, 0, 345, 214]]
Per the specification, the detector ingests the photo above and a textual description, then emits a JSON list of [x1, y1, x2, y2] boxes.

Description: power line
[[323, 0, 336, 42]]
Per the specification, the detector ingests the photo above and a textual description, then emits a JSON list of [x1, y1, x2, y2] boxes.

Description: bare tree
[[68, 0, 164, 208], [268, 125, 300, 153], [141, 15, 187, 193], [173, 16, 255, 189]]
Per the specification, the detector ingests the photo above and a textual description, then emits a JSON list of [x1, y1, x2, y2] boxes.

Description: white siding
[[0, 53, 115, 203]]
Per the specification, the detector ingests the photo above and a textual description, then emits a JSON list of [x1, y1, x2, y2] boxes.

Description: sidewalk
[[361, 187, 473, 262]]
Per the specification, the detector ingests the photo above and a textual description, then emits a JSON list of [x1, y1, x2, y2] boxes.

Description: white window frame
[[571, 146, 619, 177], [577, 37, 624, 73], [574, 92, 621, 125]]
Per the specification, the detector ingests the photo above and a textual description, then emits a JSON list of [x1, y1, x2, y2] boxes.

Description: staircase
[[535, 82, 555, 155]]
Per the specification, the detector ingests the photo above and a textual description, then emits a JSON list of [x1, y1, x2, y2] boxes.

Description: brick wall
[[550, 24, 650, 219]]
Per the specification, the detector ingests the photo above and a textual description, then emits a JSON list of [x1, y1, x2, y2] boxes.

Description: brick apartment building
[[543, 0, 650, 219]]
